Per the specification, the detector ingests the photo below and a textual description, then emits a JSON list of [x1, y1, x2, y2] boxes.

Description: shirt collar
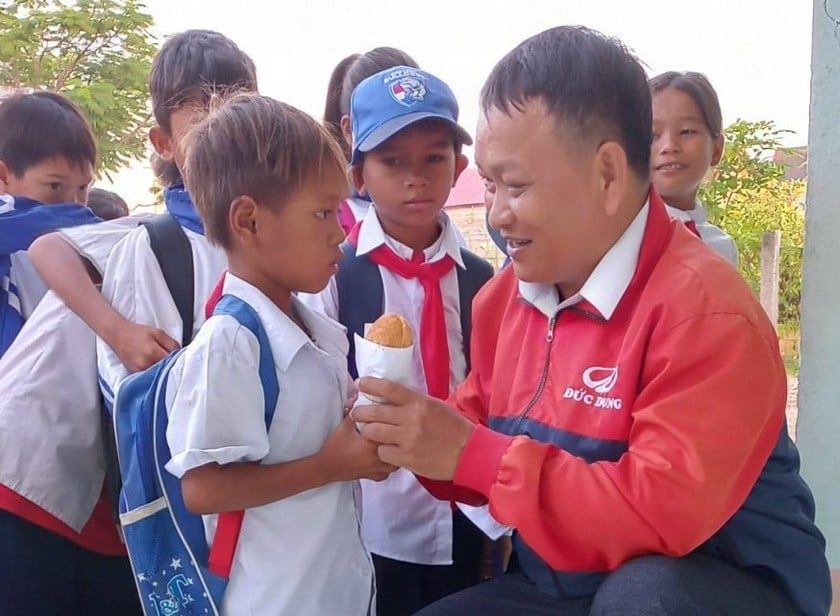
[[222, 273, 348, 372], [356, 205, 465, 268], [519, 200, 650, 320], [664, 200, 708, 225]]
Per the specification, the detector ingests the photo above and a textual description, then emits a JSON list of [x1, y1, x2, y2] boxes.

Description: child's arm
[[166, 317, 394, 515], [28, 232, 179, 373], [180, 416, 393, 514]]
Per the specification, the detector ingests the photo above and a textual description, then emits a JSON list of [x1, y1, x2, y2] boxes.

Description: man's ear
[[594, 140, 629, 218], [452, 153, 469, 186], [149, 126, 175, 162]]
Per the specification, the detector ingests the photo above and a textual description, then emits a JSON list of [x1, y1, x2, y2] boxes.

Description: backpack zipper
[[511, 311, 559, 434]]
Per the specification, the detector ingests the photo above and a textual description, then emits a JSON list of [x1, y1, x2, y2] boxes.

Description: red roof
[[773, 147, 807, 181], [445, 168, 485, 208]]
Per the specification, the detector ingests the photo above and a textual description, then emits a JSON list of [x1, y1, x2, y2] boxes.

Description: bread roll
[[366, 314, 413, 348]]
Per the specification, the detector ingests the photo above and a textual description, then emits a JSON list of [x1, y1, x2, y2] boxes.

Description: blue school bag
[[114, 293, 278, 616], [110, 216, 278, 616]]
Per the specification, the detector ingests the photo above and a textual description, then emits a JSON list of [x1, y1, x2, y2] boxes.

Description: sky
[[103, 0, 815, 208]]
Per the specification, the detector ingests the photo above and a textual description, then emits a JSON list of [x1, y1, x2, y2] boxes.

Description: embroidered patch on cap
[[385, 69, 427, 107]]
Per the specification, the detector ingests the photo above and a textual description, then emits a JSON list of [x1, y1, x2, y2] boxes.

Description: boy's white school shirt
[[0, 216, 151, 530], [164, 273, 374, 616], [8, 252, 46, 320], [96, 224, 227, 402], [299, 206, 468, 566], [346, 197, 469, 248], [666, 201, 739, 266]]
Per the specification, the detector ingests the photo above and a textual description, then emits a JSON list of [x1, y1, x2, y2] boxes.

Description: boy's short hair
[[87, 187, 129, 220], [184, 93, 348, 248], [349, 66, 472, 164], [481, 26, 652, 179], [0, 91, 97, 176], [149, 29, 258, 134], [649, 71, 723, 139]]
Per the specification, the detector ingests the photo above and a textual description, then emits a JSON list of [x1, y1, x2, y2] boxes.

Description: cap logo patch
[[386, 72, 426, 107]]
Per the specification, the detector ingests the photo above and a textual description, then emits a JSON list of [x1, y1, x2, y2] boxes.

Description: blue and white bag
[[113, 294, 278, 616]]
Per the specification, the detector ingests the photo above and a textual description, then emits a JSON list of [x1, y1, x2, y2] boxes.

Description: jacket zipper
[[511, 311, 559, 434]]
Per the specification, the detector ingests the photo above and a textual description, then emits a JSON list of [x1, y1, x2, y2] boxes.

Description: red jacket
[[425, 191, 829, 614]]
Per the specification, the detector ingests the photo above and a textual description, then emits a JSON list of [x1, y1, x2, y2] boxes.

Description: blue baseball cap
[[350, 66, 472, 165]]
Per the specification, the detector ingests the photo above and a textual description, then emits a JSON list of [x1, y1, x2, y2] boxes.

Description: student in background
[[650, 71, 738, 265], [304, 65, 493, 616], [0, 91, 100, 356], [0, 91, 141, 615], [32, 29, 258, 377], [324, 47, 420, 235], [86, 187, 129, 220]]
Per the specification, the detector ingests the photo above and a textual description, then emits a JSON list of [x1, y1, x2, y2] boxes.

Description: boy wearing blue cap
[[301, 66, 494, 615]]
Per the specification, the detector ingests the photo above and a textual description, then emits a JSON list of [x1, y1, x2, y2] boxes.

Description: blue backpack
[[112, 287, 278, 613]]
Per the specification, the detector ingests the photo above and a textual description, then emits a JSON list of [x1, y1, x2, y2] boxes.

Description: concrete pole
[[799, 0, 840, 608]]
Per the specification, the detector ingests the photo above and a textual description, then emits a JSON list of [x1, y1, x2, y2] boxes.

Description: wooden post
[[760, 230, 782, 329]]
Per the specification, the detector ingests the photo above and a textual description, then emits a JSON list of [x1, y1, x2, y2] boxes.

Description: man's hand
[[351, 377, 476, 481]]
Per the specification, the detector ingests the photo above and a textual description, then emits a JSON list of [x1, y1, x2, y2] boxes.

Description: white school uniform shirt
[[0, 216, 151, 530], [346, 196, 372, 223], [96, 223, 227, 401], [666, 201, 738, 266], [8, 252, 46, 320], [164, 274, 374, 616], [300, 206, 467, 565], [346, 197, 469, 248]]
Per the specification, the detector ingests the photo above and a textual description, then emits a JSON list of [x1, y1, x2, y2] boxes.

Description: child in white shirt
[[166, 92, 391, 615], [650, 71, 738, 265]]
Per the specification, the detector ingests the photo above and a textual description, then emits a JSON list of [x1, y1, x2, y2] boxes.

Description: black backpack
[[101, 213, 195, 525]]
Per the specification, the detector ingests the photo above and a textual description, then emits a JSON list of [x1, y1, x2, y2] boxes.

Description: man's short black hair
[[149, 29, 258, 133], [0, 91, 97, 176], [481, 26, 652, 178]]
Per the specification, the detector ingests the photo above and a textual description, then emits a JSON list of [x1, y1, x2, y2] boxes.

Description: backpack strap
[[143, 213, 195, 346], [335, 243, 493, 376], [103, 214, 197, 528], [456, 248, 494, 372], [206, 294, 279, 579], [335, 241, 384, 379]]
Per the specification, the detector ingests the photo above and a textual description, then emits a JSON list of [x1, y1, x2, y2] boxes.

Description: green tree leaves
[[699, 120, 805, 324], [0, 0, 156, 176]]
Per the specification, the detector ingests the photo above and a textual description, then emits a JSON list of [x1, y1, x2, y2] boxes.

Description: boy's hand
[[343, 393, 359, 416], [111, 321, 180, 373], [351, 377, 475, 481], [318, 416, 396, 483]]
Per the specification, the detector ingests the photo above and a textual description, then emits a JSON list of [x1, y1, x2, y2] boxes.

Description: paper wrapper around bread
[[353, 330, 414, 431]]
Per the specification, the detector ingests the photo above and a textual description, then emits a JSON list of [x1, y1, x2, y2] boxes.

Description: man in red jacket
[[353, 25, 831, 616]]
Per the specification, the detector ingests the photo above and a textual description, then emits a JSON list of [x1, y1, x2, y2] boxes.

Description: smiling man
[[353, 25, 831, 616]]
